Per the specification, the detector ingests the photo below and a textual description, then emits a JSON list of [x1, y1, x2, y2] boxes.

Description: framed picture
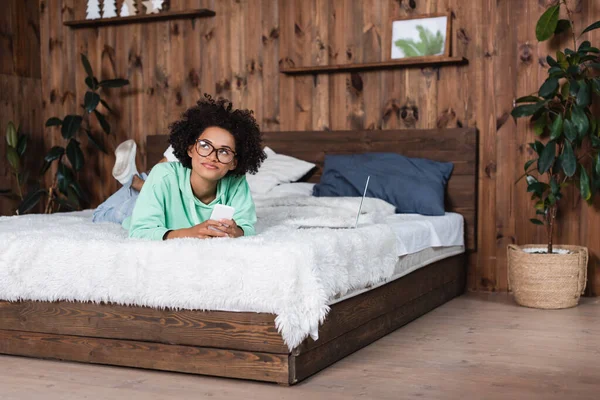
[[388, 13, 451, 60]]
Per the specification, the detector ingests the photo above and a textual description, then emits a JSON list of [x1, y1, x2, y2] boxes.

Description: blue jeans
[[92, 173, 148, 224]]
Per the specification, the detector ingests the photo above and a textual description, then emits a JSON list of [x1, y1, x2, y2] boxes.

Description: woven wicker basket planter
[[507, 244, 588, 309]]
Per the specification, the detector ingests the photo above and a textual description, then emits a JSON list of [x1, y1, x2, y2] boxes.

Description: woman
[[93, 95, 266, 240]]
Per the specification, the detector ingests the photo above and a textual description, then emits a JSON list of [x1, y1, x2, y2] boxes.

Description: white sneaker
[[112, 140, 139, 185]]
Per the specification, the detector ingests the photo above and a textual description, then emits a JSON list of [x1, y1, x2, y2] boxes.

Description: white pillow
[[267, 182, 315, 197], [246, 147, 315, 194]]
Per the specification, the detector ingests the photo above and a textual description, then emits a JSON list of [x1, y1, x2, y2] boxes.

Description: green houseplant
[[508, 1, 600, 309], [2, 54, 128, 215]]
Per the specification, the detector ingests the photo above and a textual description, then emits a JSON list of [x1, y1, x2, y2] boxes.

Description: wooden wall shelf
[[280, 56, 468, 75], [64, 9, 216, 28]]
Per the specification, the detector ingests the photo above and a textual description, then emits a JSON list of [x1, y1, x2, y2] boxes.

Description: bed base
[[0, 254, 465, 385]]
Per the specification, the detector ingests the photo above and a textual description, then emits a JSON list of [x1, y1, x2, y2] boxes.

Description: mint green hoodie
[[125, 162, 256, 240]]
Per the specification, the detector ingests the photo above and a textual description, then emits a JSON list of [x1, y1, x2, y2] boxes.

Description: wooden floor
[[1, 292, 599, 400]]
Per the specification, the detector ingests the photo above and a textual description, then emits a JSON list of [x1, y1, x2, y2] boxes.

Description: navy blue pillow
[[312, 153, 453, 216]]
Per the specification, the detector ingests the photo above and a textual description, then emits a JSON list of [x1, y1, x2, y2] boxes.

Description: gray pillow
[[312, 153, 453, 216]]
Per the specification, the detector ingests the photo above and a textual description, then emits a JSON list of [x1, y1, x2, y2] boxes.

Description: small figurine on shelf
[[103, 0, 117, 18], [142, 0, 163, 14], [120, 0, 137, 17], [86, 0, 101, 20]]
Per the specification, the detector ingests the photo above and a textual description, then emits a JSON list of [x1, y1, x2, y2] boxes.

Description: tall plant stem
[[44, 156, 62, 214], [13, 172, 23, 200], [547, 205, 557, 254], [561, 0, 577, 50]]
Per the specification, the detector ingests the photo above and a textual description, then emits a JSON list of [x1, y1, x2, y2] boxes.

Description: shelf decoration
[[103, 0, 117, 18], [86, 0, 101, 20], [120, 0, 137, 17], [64, 8, 215, 28], [142, 0, 163, 14], [280, 12, 467, 75], [388, 13, 451, 60]]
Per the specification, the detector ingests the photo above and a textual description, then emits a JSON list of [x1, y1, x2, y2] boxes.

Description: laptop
[[298, 175, 371, 230]]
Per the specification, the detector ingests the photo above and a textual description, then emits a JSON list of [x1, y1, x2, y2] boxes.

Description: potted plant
[[509, 1, 600, 309], [2, 54, 128, 215]]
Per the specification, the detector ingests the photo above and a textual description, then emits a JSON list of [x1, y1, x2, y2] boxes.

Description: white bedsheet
[[383, 212, 464, 256]]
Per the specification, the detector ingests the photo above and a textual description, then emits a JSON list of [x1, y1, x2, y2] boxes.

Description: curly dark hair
[[168, 94, 266, 175]]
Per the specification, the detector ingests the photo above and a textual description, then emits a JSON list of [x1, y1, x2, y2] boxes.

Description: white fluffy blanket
[[0, 196, 398, 350]]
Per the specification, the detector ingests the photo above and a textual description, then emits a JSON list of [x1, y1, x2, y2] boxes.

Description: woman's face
[[187, 126, 237, 181]]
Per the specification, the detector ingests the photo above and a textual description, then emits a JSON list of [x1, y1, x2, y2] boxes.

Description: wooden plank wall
[[0, 0, 43, 216], [2, 0, 599, 295]]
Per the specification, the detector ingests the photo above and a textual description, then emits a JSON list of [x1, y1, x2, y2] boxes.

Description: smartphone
[[209, 204, 235, 221]]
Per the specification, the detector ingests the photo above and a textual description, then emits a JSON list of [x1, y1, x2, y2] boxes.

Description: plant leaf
[[93, 110, 111, 135], [562, 140, 577, 177], [564, 119, 577, 142], [557, 51, 568, 69], [6, 121, 17, 148], [40, 160, 51, 176], [550, 176, 559, 194], [536, 4, 560, 41], [67, 187, 81, 209], [538, 140, 556, 173], [567, 65, 579, 75], [571, 105, 589, 137], [569, 79, 580, 95], [530, 218, 544, 226], [549, 114, 563, 140], [84, 76, 99, 90], [16, 134, 27, 156], [526, 175, 538, 185], [555, 19, 571, 34], [61, 115, 83, 140], [533, 115, 547, 135], [57, 162, 75, 195], [581, 21, 600, 36], [512, 102, 546, 118], [81, 53, 94, 79], [580, 165, 592, 202], [561, 81, 571, 99], [44, 146, 65, 162], [524, 159, 537, 172], [6, 147, 20, 171], [66, 139, 84, 171], [45, 117, 62, 127], [578, 40, 592, 51], [548, 67, 565, 78], [576, 80, 591, 107], [98, 78, 129, 88], [99, 99, 113, 114], [527, 182, 549, 195], [69, 180, 86, 201], [17, 189, 46, 215], [546, 55, 558, 67], [515, 95, 541, 103], [85, 130, 107, 153], [539, 77, 559, 98], [529, 141, 544, 156], [83, 91, 101, 113]]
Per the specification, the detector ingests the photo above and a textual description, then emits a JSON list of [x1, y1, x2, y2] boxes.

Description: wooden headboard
[[147, 128, 478, 250]]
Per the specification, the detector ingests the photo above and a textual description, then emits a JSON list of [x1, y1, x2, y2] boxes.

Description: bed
[[0, 128, 477, 385]]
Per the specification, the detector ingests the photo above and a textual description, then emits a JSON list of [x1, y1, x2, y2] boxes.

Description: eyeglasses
[[195, 139, 236, 164]]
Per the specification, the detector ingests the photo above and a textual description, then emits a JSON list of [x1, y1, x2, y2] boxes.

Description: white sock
[[112, 140, 139, 186]]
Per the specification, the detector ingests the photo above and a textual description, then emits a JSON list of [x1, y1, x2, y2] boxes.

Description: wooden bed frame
[[0, 128, 477, 385]]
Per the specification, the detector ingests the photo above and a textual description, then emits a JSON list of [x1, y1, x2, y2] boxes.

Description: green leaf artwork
[[394, 25, 445, 57]]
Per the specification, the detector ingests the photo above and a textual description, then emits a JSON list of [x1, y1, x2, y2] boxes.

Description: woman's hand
[[164, 220, 230, 240], [216, 219, 244, 238]]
